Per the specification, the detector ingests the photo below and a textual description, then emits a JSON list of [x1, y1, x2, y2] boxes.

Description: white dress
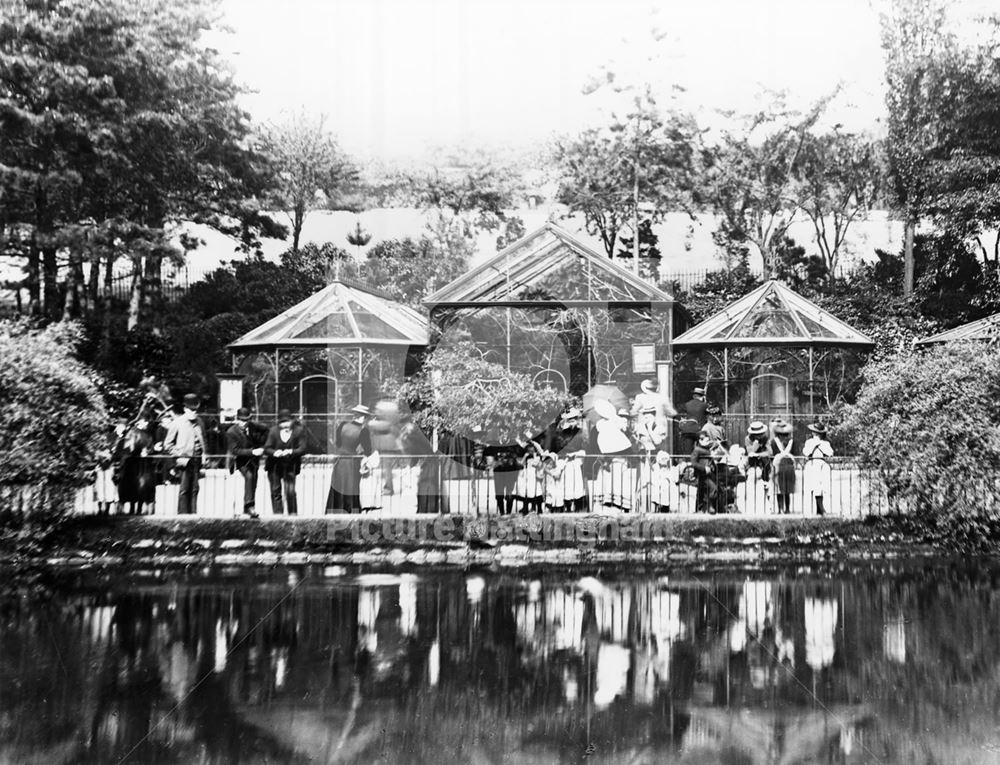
[[802, 436, 834, 497]]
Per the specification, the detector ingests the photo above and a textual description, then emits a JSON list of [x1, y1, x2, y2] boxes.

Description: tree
[[0, 0, 281, 331], [840, 342, 1000, 521], [700, 95, 830, 279], [880, 0, 963, 296], [364, 236, 468, 305], [553, 89, 698, 269], [0, 320, 107, 519], [792, 132, 882, 283], [259, 110, 356, 253]]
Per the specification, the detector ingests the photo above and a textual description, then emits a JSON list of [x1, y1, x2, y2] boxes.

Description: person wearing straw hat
[[547, 407, 589, 513], [745, 420, 773, 504], [769, 420, 796, 514], [163, 393, 208, 515], [802, 423, 834, 516], [326, 404, 373, 514]]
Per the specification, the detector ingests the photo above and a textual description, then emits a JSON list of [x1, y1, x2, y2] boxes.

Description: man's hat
[[747, 421, 767, 436], [277, 408, 294, 424], [693, 387, 706, 395], [182, 393, 200, 410], [807, 423, 828, 436], [236, 407, 251, 419], [351, 404, 372, 417]]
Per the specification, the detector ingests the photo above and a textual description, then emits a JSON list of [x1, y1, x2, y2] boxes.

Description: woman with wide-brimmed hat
[[327, 404, 373, 514], [802, 423, 834, 516], [769, 420, 796, 514]]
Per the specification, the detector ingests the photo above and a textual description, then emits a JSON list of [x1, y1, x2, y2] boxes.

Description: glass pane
[[798, 314, 839, 339], [735, 310, 804, 338], [346, 301, 411, 340], [295, 312, 355, 339]]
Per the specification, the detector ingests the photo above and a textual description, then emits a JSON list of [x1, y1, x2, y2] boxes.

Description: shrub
[[840, 341, 1000, 520], [0, 321, 108, 518], [393, 343, 571, 444]]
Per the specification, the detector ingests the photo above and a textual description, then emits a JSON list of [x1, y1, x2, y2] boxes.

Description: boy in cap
[[163, 393, 207, 515]]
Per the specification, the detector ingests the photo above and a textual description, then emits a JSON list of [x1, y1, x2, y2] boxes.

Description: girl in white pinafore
[[802, 423, 834, 516]]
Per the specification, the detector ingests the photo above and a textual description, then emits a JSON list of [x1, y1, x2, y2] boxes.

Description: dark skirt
[[774, 457, 796, 495], [326, 455, 362, 512], [117, 456, 156, 504]]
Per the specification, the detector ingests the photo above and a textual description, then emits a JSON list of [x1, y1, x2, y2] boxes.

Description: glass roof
[[425, 224, 673, 306], [229, 280, 429, 349], [916, 312, 1000, 345], [674, 281, 874, 348]]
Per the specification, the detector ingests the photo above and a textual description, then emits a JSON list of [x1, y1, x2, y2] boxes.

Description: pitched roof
[[227, 279, 429, 351], [423, 222, 674, 306], [673, 280, 874, 348], [916, 312, 1000, 346]]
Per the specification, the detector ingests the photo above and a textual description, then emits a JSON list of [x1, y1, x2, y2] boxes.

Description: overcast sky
[[216, 0, 988, 163]]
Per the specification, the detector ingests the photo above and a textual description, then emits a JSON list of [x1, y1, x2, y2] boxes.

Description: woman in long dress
[[802, 423, 834, 516], [115, 419, 156, 515], [327, 405, 373, 513]]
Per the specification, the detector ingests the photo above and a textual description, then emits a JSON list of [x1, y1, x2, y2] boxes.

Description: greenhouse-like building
[[672, 280, 874, 446], [424, 222, 682, 404], [915, 311, 1000, 345], [227, 279, 428, 449]]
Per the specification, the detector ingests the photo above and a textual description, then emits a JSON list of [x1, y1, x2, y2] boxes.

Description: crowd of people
[[91, 378, 835, 517]]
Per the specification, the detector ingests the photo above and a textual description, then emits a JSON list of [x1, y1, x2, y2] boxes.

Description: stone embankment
[[0, 514, 939, 570]]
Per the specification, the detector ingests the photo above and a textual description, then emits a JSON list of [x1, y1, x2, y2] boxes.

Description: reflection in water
[[3, 564, 1000, 763]]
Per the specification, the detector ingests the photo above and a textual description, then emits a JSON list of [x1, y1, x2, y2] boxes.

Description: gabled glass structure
[[424, 222, 681, 401], [228, 279, 428, 449], [672, 280, 874, 431], [915, 312, 1000, 346]]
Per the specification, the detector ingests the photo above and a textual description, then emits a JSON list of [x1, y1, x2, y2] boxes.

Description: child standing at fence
[[802, 423, 833, 516], [651, 451, 676, 513], [517, 448, 545, 514], [542, 454, 565, 512], [770, 421, 796, 514]]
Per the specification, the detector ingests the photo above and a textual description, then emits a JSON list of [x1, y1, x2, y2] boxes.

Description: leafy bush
[[393, 343, 571, 444], [840, 341, 1000, 520], [0, 321, 108, 512]]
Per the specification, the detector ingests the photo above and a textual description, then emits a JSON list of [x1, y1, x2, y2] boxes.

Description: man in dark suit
[[225, 407, 266, 517], [678, 387, 709, 453], [264, 409, 309, 515]]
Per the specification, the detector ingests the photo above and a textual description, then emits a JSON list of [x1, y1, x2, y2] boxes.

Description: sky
[[217, 0, 895, 163]]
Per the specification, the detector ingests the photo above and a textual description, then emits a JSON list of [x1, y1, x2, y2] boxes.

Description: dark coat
[[680, 398, 708, 432], [225, 421, 268, 473], [263, 424, 309, 476]]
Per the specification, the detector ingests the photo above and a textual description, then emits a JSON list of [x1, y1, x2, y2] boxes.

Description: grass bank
[[0, 512, 953, 569]]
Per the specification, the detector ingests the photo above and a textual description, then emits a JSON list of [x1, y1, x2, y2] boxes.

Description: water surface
[[2, 562, 999, 764]]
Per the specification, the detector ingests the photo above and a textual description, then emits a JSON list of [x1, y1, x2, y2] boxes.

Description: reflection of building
[[673, 280, 874, 443]]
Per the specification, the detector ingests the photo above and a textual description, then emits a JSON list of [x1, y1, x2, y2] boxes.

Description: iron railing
[[77, 453, 889, 518]]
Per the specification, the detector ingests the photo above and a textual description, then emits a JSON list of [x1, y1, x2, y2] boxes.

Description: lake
[[2, 561, 999, 764]]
